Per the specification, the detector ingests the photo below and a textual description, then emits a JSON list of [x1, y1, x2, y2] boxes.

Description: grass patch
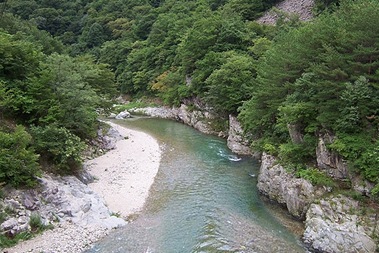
[[0, 211, 7, 224], [29, 213, 53, 233], [0, 232, 33, 248]]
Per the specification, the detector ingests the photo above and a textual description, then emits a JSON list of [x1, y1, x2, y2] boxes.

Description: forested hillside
[[1, 0, 379, 200]]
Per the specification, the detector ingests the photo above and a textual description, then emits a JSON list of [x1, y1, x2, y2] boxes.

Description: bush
[[0, 125, 40, 187], [30, 125, 86, 174], [329, 134, 379, 184], [296, 168, 336, 187], [278, 136, 316, 165]]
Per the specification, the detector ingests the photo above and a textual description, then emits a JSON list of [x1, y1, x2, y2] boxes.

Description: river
[[85, 117, 306, 253]]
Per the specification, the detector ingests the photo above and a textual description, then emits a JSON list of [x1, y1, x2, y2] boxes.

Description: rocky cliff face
[[227, 115, 254, 156], [304, 195, 379, 253], [257, 153, 325, 219], [257, 154, 379, 252], [316, 131, 349, 180], [316, 131, 375, 196]]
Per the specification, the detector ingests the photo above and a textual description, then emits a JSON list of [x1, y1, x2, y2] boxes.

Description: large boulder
[[304, 195, 378, 253], [257, 153, 324, 219], [38, 175, 126, 228], [115, 110, 131, 119]]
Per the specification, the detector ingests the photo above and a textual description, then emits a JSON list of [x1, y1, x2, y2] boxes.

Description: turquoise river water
[[85, 117, 306, 253]]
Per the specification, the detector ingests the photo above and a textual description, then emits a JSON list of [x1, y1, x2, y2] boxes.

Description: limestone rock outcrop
[[128, 105, 227, 136], [257, 153, 324, 219], [316, 131, 349, 180], [227, 115, 253, 156], [304, 195, 378, 253]]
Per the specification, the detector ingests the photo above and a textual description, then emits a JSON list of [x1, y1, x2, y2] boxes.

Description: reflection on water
[[85, 118, 306, 253]]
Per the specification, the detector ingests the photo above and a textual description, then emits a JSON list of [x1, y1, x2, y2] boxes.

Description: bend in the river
[[86, 118, 306, 253]]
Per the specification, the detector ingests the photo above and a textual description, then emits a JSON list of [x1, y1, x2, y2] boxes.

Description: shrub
[[0, 125, 40, 187], [30, 125, 86, 174], [329, 134, 379, 184], [296, 168, 336, 187]]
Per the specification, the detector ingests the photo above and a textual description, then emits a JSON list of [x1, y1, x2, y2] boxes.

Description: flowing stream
[[85, 118, 306, 253]]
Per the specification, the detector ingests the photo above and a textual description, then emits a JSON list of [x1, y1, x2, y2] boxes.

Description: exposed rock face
[[82, 123, 125, 164], [350, 175, 375, 196], [0, 174, 126, 238], [257, 0, 315, 25], [227, 115, 252, 156], [304, 195, 378, 253], [129, 105, 227, 136], [287, 123, 304, 144], [129, 106, 179, 119], [257, 153, 324, 219], [316, 131, 349, 179], [177, 104, 224, 136]]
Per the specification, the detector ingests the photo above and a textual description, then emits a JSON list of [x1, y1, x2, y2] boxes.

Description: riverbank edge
[[3, 121, 162, 253]]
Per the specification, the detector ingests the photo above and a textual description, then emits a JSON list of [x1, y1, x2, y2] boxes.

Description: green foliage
[[0, 231, 33, 248], [36, 54, 108, 138], [0, 13, 64, 54], [0, 125, 40, 187], [372, 184, 379, 196], [279, 142, 310, 165], [0, 31, 42, 81], [204, 52, 255, 114], [0, 22, 117, 185], [296, 168, 336, 187], [29, 213, 53, 232], [314, 0, 340, 14], [80, 22, 108, 48], [337, 76, 378, 133], [30, 125, 86, 174], [239, 0, 379, 185], [330, 134, 379, 184], [2, 0, 379, 199]]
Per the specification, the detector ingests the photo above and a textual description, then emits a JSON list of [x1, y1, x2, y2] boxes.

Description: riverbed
[[85, 117, 306, 253]]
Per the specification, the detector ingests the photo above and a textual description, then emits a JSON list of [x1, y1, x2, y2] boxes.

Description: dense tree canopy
[[1, 0, 379, 195], [239, 0, 379, 189]]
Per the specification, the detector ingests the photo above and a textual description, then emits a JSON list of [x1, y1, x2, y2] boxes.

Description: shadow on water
[[86, 117, 306, 253]]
